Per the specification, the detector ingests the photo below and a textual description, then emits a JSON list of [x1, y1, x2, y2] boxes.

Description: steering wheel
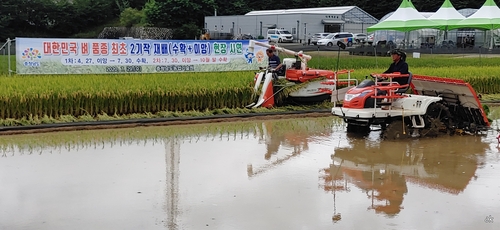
[[370, 73, 386, 81]]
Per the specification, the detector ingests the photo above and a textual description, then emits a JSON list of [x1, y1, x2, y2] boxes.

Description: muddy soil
[[0, 112, 332, 135]]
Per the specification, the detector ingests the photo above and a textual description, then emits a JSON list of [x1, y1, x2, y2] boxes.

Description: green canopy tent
[[448, 0, 500, 49], [428, 0, 465, 40], [367, 0, 441, 33]]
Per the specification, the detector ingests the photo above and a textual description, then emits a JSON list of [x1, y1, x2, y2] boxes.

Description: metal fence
[[0, 38, 15, 75]]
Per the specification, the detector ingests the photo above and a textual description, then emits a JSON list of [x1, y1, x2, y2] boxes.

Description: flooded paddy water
[[0, 111, 500, 230]]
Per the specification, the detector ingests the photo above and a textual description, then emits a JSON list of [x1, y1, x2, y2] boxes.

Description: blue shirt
[[384, 60, 408, 74], [268, 55, 281, 69], [384, 60, 409, 86]]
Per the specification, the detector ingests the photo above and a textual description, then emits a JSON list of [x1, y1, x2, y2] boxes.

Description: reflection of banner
[[16, 38, 269, 74]]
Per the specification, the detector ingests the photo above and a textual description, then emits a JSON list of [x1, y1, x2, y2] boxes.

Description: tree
[[214, 0, 250, 16], [0, 0, 16, 40], [120, 7, 145, 27], [143, 0, 216, 37], [412, 0, 445, 12], [144, 0, 216, 27], [0, 0, 494, 40], [174, 22, 200, 39]]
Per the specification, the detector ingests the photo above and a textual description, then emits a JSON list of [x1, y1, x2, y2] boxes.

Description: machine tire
[[383, 120, 409, 140], [327, 42, 333, 46], [347, 41, 353, 47], [420, 102, 453, 137]]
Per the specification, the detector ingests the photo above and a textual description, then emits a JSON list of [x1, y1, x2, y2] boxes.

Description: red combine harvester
[[331, 72, 490, 139], [246, 40, 356, 108]]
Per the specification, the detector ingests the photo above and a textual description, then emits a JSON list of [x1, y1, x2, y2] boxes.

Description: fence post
[[7, 38, 11, 76]]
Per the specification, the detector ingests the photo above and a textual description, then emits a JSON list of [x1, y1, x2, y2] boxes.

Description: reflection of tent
[[449, 0, 500, 49], [367, 0, 441, 32]]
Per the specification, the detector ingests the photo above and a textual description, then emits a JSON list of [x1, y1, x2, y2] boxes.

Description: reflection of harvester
[[247, 119, 333, 178], [246, 40, 357, 108], [323, 135, 487, 216], [331, 71, 490, 139]]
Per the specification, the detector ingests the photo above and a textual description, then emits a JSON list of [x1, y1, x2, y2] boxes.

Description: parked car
[[310, 33, 330, 45], [317, 32, 354, 47], [267, 29, 294, 43], [353, 33, 367, 43], [366, 33, 375, 44]]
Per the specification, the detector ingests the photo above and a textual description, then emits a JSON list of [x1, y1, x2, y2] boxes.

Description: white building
[[204, 6, 378, 42]]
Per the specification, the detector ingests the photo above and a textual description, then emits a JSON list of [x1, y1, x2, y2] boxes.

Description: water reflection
[[0, 116, 499, 229], [322, 135, 490, 218], [247, 119, 339, 178]]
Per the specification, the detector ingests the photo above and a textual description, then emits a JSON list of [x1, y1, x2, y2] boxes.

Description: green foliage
[[173, 23, 201, 39], [119, 7, 145, 27], [0, 55, 15, 75], [143, 0, 215, 28], [215, 0, 251, 15], [0, 0, 493, 40], [143, 0, 164, 27], [71, 18, 122, 38], [0, 0, 119, 40], [4, 54, 500, 127], [115, 0, 130, 12]]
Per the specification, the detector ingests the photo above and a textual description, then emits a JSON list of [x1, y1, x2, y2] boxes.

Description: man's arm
[[383, 63, 394, 73], [277, 56, 283, 70], [276, 63, 283, 71], [274, 56, 283, 70]]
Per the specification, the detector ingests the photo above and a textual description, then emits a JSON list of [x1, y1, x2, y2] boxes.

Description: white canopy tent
[[428, 0, 465, 40], [449, 0, 500, 49], [367, 0, 441, 32]]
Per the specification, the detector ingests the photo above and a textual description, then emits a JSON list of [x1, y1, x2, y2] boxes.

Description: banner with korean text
[[16, 38, 269, 74]]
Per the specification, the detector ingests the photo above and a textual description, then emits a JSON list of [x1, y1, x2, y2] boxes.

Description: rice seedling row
[[0, 55, 500, 120]]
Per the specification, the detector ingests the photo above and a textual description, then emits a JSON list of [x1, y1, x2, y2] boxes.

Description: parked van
[[267, 29, 294, 43], [317, 32, 354, 47]]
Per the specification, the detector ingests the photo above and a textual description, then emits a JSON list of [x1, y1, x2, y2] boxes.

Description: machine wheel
[[420, 102, 453, 137], [383, 120, 409, 140]]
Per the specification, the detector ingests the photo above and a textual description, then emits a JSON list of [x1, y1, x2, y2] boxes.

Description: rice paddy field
[[1, 53, 500, 126]]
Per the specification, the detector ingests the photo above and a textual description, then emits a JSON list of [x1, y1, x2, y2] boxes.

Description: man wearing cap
[[384, 49, 408, 75], [382, 49, 410, 87]]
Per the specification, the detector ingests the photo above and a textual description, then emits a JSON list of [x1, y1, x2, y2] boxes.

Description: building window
[[324, 24, 341, 33], [292, 28, 296, 34]]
